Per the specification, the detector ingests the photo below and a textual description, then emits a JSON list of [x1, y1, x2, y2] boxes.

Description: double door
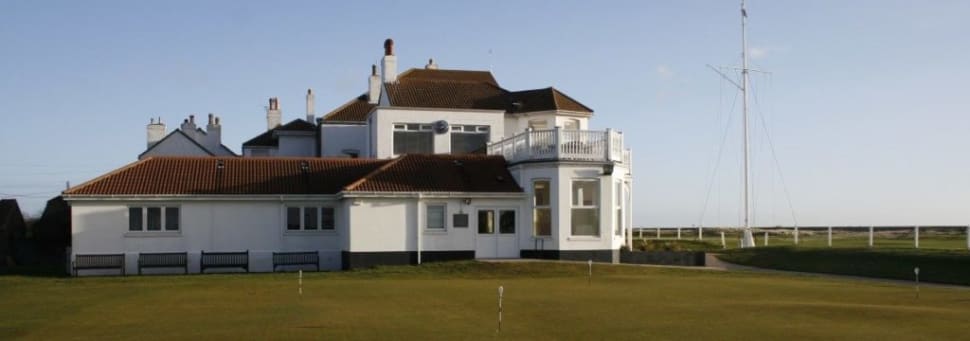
[[475, 209, 518, 259]]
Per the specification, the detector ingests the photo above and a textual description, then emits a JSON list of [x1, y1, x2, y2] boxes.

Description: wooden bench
[[200, 250, 249, 273], [73, 254, 126, 276], [272, 251, 320, 272], [138, 252, 188, 275]]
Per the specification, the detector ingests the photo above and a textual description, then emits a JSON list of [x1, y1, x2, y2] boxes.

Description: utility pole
[[739, 0, 756, 248]]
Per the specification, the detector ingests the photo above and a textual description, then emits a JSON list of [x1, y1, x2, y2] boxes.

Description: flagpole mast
[[740, 0, 756, 248]]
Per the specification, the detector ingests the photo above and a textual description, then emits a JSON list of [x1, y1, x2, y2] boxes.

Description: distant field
[[2, 261, 970, 340]]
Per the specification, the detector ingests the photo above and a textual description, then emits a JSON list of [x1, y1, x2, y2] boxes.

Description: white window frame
[[532, 179, 552, 237], [392, 123, 434, 155], [449, 124, 491, 154], [426, 203, 447, 231], [284, 205, 337, 233], [126, 205, 181, 236], [570, 179, 600, 237]]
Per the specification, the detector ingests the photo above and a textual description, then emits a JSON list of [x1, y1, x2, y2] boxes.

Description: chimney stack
[[381, 38, 397, 83], [368, 64, 380, 104], [181, 114, 198, 141], [206, 113, 222, 149], [266, 97, 282, 130], [146, 117, 166, 148], [306, 88, 315, 123], [425, 58, 438, 70]]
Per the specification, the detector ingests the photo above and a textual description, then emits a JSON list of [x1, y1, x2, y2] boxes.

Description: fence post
[[827, 226, 833, 247], [794, 225, 799, 245], [868, 226, 874, 248], [914, 225, 919, 249]]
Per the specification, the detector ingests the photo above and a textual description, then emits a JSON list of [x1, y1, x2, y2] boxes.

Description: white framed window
[[571, 180, 600, 236], [427, 204, 446, 230], [393, 123, 433, 155], [528, 119, 548, 130], [563, 119, 580, 130], [532, 180, 551, 236], [450, 125, 490, 154], [128, 206, 180, 232], [286, 206, 336, 231], [615, 181, 623, 236]]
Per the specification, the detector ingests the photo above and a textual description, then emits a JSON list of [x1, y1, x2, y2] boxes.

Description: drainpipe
[[416, 195, 422, 265]]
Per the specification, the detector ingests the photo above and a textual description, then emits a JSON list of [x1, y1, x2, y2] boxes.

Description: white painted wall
[[140, 132, 213, 159], [370, 107, 506, 158], [69, 199, 347, 274], [321, 124, 368, 157], [277, 134, 317, 157]]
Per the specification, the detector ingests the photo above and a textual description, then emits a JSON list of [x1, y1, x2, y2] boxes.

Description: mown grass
[[718, 247, 970, 285], [2, 261, 970, 340]]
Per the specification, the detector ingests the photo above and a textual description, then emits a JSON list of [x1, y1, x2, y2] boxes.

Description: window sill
[[125, 231, 182, 238], [423, 229, 448, 235], [284, 230, 337, 236], [566, 236, 602, 241]]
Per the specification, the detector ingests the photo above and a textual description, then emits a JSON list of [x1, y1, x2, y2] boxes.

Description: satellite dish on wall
[[433, 120, 450, 134]]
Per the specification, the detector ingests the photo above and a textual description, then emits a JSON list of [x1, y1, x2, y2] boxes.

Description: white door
[[475, 209, 519, 259]]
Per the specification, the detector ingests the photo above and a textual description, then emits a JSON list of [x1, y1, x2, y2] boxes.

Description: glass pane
[[287, 207, 301, 230], [571, 208, 599, 236], [147, 207, 162, 231], [427, 205, 445, 229], [572, 181, 598, 206], [321, 207, 335, 230], [533, 181, 550, 206], [304, 207, 319, 230], [478, 210, 494, 234], [394, 131, 433, 154], [499, 210, 515, 234], [534, 208, 551, 236], [450, 132, 489, 154], [128, 207, 142, 231], [165, 207, 180, 231]]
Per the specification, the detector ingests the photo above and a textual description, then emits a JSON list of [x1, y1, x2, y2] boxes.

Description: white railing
[[488, 128, 631, 165]]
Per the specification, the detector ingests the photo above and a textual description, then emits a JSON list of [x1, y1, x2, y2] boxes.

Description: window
[[478, 210, 494, 234], [393, 124, 433, 154], [615, 182, 623, 236], [427, 204, 445, 230], [147, 207, 162, 231], [287, 207, 301, 230], [304, 207, 319, 230], [528, 119, 548, 130], [532, 180, 551, 236], [286, 206, 336, 231], [450, 125, 490, 154], [499, 210, 516, 234], [571, 180, 600, 236], [128, 207, 142, 231], [165, 207, 180, 231], [128, 206, 179, 232], [563, 119, 580, 130], [321, 207, 335, 230]]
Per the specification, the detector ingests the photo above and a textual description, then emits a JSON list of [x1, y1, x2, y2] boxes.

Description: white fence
[[633, 225, 970, 250], [487, 128, 629, 164]]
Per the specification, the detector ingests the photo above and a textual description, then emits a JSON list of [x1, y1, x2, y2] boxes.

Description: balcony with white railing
[[487, 128, 632, 166]]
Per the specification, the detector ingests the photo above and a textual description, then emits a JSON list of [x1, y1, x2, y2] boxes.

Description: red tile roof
[[64, 155, 521, 196], [320, 94, 375, 123]]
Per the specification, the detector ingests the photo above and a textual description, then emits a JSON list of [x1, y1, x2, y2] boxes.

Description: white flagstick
[[587, 260, 592, 286], [299, 270, 303, 296], [914, 267, 920, 299], [497, 286, 504, 332]]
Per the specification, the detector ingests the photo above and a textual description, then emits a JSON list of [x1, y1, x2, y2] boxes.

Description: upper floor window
[[128, 206, 179, 232], [393, 124, 433, 155], [528, 119, 548, 130], [563, 119, 580, 130], [450, 125, 489, 154]]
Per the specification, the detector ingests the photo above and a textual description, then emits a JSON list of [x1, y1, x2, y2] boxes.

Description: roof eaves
[[64, 158, 153, 195]]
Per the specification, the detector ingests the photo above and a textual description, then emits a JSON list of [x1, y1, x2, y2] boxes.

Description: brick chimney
[[146, 117, 166, 148], [181, 114, 198, 141], [381, 38, 397, 83], [266, 97, 281, 130], [206, 113, 222, 149]]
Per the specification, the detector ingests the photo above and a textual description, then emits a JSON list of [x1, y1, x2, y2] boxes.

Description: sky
[[1, 0, 968, 227]]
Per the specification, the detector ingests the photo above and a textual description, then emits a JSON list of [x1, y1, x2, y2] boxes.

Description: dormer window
[[393, 123, 433, 155]]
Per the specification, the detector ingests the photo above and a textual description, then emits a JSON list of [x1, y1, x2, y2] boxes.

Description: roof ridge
[[64, 158, 153, 195], [341, 156, 404, 191], [548, 86, 561, 109]]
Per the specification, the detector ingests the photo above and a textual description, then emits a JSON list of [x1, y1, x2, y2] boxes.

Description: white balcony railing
[[487, 128, 631, 166]]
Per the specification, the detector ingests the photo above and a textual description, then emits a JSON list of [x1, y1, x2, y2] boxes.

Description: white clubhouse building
[[64, 39, 633, 274]]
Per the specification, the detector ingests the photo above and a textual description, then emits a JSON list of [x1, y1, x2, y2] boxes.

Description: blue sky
[[1, 0, 968, 227]]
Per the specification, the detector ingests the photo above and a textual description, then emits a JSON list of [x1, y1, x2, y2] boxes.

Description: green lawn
[[2, 261, 970, 340]]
